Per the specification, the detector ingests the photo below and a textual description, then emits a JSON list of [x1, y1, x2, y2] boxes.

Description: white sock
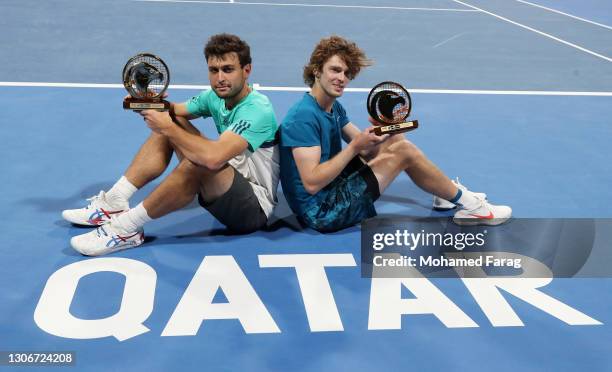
[[107, 176, 138, 206], [113, 202, 152, 233], [457, 190, 482, 211]]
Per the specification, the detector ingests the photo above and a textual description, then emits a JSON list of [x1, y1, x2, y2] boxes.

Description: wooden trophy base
[[373, 120, 419, 136], [123, 97, 171, 111]]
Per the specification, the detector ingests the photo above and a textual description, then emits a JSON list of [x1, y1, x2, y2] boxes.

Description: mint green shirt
[[185, 88, 278, 152], [183, 88, 280, 218]]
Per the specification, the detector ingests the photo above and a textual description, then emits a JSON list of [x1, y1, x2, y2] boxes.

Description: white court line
[[432, 32, 468, 48], [0, 82, 124, 88], [133, 0, 479, 12], [453, 0, 612, 63], [515, 0, 612, 31], [2, 81, 612, 96]]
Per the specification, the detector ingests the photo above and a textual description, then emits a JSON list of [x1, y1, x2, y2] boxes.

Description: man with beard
[[65, 34, 279, 255]]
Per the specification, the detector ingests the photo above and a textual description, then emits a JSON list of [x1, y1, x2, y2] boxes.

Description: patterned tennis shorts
[[300, 157, 380, 232]]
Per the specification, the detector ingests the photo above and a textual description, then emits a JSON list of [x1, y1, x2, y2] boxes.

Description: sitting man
[[279, 35, 511, 232], [64, 33, 279, 255]]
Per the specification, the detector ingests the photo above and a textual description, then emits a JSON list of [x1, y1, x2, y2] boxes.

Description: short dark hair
[[204, 33, 252, 67], [303, 35, 372, 87]]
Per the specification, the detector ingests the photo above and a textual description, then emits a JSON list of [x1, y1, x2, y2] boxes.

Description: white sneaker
[[453, 198, 512, 226], [433, 178, 487, 211], [62, 191, 128, 226], [70, 219, 144, 256]]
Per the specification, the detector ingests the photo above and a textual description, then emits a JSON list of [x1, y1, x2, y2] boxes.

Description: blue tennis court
[[1, 0, 611, 370]]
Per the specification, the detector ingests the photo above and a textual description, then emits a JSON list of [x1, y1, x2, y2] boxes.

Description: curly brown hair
[[303, 35, 372, 87], [204, 33, 252, 67]]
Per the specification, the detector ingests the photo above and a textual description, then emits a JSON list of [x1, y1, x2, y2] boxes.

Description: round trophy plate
[[367, 81, 418, 135], [122, 53, 171, 111]]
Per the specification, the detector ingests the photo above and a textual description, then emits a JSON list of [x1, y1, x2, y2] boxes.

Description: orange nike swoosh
[[469, 211, 494, 219]]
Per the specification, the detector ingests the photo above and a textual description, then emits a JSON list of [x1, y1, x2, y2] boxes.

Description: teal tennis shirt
[[280, 93, 350, 217], [185, 88, 280, 218], [186, 88, 278, 151]]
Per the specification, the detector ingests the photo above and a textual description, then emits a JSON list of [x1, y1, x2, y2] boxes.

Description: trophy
[[122, 53, 171, 111], [367, 81, 419, 136]]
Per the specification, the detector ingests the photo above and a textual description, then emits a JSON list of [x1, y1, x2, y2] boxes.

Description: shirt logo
[[231, 120, 252, 135]]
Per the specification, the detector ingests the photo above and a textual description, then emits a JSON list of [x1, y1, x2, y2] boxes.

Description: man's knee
[[147, 131, 172, 149], [385, 139, 424, 168], [176, 158, 229, 183], [386, 134, 405, 145], [176, 158, 207, 176], [173, 116, 201, 136]]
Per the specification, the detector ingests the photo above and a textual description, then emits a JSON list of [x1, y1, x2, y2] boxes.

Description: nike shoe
[[433, 178, 487, 211], [453, 198, 512, 226], [62, 191, 128, 226], [70, 219, 144, 256]]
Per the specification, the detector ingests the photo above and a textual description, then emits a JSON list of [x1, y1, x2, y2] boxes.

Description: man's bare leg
[[123, 133, 174, 188], [366, 135, 512, 225], [70, 154, 236, 256], [124, 116, 201, 188], [62, 117, 203, 226], [368, 136, 456, 200], [143, 159, 234, 219]]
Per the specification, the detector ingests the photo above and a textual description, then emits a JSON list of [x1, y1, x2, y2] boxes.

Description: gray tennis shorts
[[198, 167, 268, 234]]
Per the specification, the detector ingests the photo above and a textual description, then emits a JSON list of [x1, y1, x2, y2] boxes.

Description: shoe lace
[[473, 192, 486, 202], [95, 217, 123, 237], [96, 225, 109, 238], [453, 177, 465, 189], [86, 191, 106, 210]]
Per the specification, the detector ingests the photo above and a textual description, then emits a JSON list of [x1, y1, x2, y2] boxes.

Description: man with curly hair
[[279, 35, 511, 232]]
